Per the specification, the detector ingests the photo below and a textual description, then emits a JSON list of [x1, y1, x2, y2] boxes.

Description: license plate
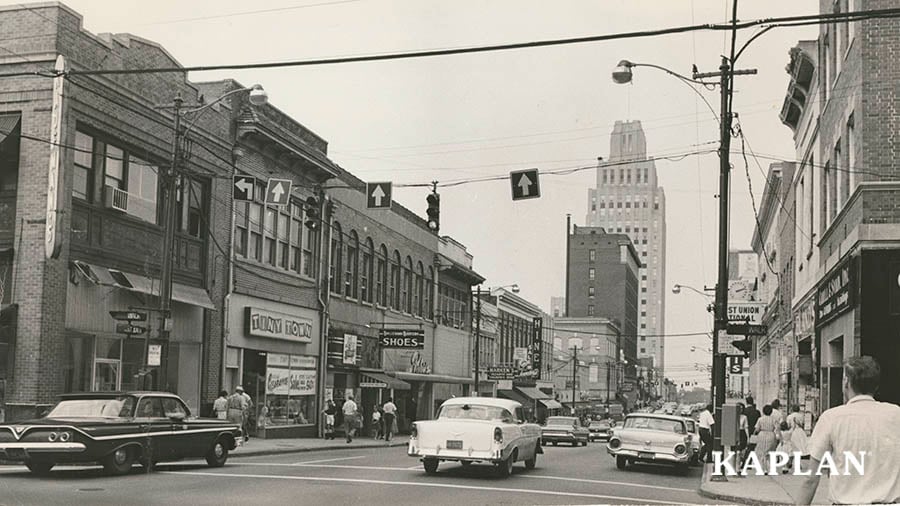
[[638, 451, 654, 459], [446, 440, 463, 450]]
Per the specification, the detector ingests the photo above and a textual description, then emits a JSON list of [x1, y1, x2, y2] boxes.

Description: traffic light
[[731, 338, 752, 357], [426, 192, 440, 232], [304, 196, 320, 230]]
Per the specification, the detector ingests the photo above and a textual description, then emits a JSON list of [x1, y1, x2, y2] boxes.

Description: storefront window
[[243, 350, 317, 431]]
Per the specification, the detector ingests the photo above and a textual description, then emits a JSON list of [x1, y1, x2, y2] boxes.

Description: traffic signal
[[426, 192, 440, 232], [731, 338, 752, 357], [304, 196, 320, 230]]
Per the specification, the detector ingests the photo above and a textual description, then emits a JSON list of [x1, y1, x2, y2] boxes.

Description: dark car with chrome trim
[[588, 419, 614, 442], [0, 391, 241, 476], [540, 416, 590, 447]]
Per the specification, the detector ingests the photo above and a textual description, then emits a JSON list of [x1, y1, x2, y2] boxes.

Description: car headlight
[[608, 438, 621, 449], [47, 432, 58, 442], [59, 431, 71, 442], [674, 444, 687, 454], [410, 423, 418, 439]]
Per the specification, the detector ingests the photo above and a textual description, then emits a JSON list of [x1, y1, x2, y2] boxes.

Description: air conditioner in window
[[103, 185, 128, 212]]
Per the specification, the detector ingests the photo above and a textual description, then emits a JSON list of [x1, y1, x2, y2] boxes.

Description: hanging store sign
[[378, 328, 425, 349], [343, 334, 358, 365], [727, 302, 766, 324], [246, 307, 312, 343], [816, 258, 856, 328], [794, 296, 816, 339]]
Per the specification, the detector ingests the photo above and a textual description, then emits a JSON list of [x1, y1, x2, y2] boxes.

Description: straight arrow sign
[[366, 182, 392, 209], [265, 178, 292, 205], [510, 169, 541, 201]]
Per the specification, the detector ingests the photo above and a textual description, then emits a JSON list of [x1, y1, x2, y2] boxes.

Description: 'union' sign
[[246, 307, 313, 343]]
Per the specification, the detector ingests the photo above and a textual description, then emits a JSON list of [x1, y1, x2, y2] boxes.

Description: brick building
[[779, 0, 900, 414]]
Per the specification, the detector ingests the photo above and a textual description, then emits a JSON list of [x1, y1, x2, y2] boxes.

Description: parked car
[[407, 397, 542, 477], [540, 416, 590, 446], [0, 391, 242, 476], [606, 413, 693, 472], [588, 419, 614, 442]]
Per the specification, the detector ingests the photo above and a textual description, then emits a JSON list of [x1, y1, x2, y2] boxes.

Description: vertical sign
[[148, 344, 162, 366], [531, 317, 543, 379], [45, 55, 66, 259], [342, 334, 357, 365]]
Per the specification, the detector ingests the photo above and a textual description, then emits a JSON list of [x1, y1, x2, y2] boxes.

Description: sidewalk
[[231, 436, 407, 459], [699, 463, 830, 505]]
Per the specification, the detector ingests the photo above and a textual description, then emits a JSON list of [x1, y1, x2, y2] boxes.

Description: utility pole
[[571, 346, 578, 415], [473, 286, 482, 396]]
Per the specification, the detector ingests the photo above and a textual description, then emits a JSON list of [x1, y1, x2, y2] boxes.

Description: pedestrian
[[782, 404, 808, 474], [322, 399, 336, 440], [238, 386, 253, 442], [382, 397, 398, 442], [213, 390, 229, 420], [372, 405, 383, 439], [752, 404, 780, 472], [732, 403, 749, 472], [343, 394, 359, 443], [742, 396, 761, 467], [698, 403, 715, 463], [226, 386, 248, 441], [797, 356, 900, 505], [771, 399, 784, 427]]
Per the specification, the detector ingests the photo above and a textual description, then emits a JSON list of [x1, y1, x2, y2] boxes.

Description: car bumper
[[589, 433, 611, 441], [408, 442, 505, 463], [607, 447, 690, 464], [0, 442, 87, 460], [541, 433, 579, 443]]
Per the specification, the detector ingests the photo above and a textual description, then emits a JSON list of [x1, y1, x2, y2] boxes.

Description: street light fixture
[[672, 284, 715, 297]]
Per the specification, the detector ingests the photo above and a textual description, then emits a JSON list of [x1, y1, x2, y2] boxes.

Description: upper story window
[[175, 175, 206, 238], [73, 131, 94, 201], [589, 249, 596, 262], [376, 245, 387, 306], [346, 231, 359, 298], [233, 189, 309, 277], [361, 238, 373, 303], [589, 268, 595, 281], [331, 222, 344, 292]]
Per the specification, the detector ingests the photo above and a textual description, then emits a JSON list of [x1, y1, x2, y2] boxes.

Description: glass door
[[93, 360, 121, 391]]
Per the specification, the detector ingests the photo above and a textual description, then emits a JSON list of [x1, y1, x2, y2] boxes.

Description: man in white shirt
[[796, 356, 900, 505], [698, 403, 716, 463], [382, 398, 398, 442], [342, 395, 359, 443]]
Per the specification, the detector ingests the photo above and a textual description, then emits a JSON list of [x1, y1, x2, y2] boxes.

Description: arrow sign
[[510, 169, 541, 201], [366, 182, 392, 209], [265, 178, 292, 206], [116, 322, 147, 335], [233, 175, 255, 201]]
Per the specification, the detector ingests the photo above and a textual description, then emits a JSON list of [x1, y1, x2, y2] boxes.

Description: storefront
[[225, 294, 320, 438], [65, 262, 211, 414], [815, 257, 856, 412], [0, 302, 15, 423]]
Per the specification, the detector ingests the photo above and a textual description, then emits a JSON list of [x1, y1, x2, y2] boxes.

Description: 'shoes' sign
[[246, 307, 313, 343], [379, 328, 425, 349]]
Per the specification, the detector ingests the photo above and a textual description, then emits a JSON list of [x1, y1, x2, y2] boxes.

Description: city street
[[0, 443, 719, 506]]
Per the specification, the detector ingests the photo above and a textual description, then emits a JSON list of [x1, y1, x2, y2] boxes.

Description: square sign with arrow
[[233, 175, 256, 202], [265, 178, 292, 206], [366, 182, 392, 209], [510, 169, 540, 201]]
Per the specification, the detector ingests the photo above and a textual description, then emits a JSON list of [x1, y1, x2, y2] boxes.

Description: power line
[[139, 0, 365, 26]]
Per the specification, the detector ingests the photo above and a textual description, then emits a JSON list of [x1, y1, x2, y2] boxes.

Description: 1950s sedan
[[408, 397, 542, 477], [0, 391, 242, 476], [606, 413, 694, 472]]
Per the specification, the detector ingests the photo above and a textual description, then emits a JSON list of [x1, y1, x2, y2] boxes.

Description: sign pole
[[474, 286, 481, 396]]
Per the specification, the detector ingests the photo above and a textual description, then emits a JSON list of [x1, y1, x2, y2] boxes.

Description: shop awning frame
[[72, 261, 215, 309], [392, 371, 474, 385], [497, 389, 533, 406], [540, 399, 563, 410], [515, 386, 551, 400], [360, 372, 411, 391]]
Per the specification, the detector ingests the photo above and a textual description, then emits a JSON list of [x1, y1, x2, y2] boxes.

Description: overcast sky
[[7, 0, 820, 384]]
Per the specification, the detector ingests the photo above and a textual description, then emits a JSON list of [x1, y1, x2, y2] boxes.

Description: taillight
[[410, 423, 418, 439], [608, 438, 621, 449], [493, 427, 503, 444]]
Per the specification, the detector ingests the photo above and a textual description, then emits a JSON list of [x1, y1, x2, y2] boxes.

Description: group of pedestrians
[[321, 396, 398, 443], [213, 385, 253, 442]]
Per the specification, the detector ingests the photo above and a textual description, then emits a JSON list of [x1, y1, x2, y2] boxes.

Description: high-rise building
[[586, 120, 667, 376]]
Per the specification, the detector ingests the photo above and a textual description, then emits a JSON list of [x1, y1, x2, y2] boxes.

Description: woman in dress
[[783, 404, 809, 473], [753, 404, 780, 473], [735, 403, 750, 468]]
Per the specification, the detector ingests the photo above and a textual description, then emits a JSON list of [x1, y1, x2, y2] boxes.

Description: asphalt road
[[0, 441, 722, 506]]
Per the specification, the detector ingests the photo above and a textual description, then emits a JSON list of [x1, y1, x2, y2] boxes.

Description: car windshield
[[624, 416, 686, 434], [590, 421, 610, 428], [546, 417, 576, 427], [46, 397, 136, 418], [438, 404, 512, 422]]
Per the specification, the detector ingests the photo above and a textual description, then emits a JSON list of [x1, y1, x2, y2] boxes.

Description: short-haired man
[[342, 395, 359, 443], [382, 397, 397, 442], [698, 403, 715, 464], [796, 356, 900, 505]]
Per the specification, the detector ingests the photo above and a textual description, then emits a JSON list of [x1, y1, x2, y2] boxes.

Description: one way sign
[[233, 175, 256, 202], [510, 169, 541, 201], [366, 182, 392, 209], [265, 178, 292, 206]]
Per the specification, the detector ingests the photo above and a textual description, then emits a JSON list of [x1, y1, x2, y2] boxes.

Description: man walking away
[[238, 386, 253, 442], [382, 397, 398, 442], [226, 387, 248, 442], [213, 390, 229, 420], [698, 403, 715, 463], [742, 396, 761, 467], [797, 356, 900, 505], [343, 394, 359, 443]]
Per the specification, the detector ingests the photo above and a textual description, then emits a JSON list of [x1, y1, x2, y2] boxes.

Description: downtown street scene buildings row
[[0, 3, 567, 435]]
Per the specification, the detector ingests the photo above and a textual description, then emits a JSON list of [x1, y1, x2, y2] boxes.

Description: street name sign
[[116, 322, 146, 335], [510, 169, 541, 201], [379, 328, 425, 349], [727, 323, 768, 336], [109, 310, 147, 322], [233, 175, 256, 201], [265, 178, 292, 206], [366, 182, 392, 209]]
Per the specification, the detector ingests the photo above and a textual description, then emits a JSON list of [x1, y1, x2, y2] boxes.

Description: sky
[[5, 0, 820, 384]]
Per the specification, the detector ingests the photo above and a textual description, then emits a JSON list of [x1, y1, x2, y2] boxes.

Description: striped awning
[[360, 372, 410, 391]]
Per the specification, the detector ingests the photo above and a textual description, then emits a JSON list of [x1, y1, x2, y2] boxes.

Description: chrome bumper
[[606, 447, 690, 463], [0, 442, 87, 457]]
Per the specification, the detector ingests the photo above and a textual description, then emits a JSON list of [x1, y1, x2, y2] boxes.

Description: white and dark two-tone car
[[0, 391, 242, 476], [408, 397, 542, 477], [606, 413, 694, 472]]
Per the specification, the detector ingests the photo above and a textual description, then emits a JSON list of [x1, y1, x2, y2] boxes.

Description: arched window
[[376, 245, 387, 306], [415, 261, 425, 317], [404, 256, 413, 313], [361, 238, 374, 303], [424, 267, 433, 320], [346, 231, 359, 298], [330, 222, 343, 294], [391, 250, 402, 310]]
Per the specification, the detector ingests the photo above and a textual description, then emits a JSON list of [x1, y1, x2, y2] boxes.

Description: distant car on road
[[0, 391, 241, 476], [588, 420, 614, 442], [541, 416, 590, 447], [407, 397, 542, 477], [607, 413, 694, 473]]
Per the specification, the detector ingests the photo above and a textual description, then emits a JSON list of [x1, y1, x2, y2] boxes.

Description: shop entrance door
[[93, 360, 120, 391]]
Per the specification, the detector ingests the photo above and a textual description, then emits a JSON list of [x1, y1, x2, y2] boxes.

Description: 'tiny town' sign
[[246, 307, 313, 343]]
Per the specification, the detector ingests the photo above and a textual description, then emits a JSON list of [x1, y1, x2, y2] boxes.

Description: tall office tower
[[586, 120, 667, 377]]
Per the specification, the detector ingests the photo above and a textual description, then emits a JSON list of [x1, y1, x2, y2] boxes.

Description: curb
[[696, 464, 791, 506], [231, 440, 407, 459]]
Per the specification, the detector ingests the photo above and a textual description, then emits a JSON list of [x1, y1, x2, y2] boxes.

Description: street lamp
[[672, 284, 715, 298], [153, 84, 268, 386], [691, 346, 712, 353]]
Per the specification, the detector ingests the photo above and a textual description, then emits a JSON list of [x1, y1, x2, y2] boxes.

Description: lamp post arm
[[625, 62, 720, 124], [181, 86, 258, 138]]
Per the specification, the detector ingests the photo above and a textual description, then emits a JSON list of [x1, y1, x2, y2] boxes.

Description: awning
[[540, 399, 563, 410], [393, 372, 473, 385], [515, 386, 551, 400], [0, 114, 20, 144], [72, 261, 215, 309], [360, 372, 410, 391], [497, 389, 532, 406]]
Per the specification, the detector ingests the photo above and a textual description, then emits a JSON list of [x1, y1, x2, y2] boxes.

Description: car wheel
[[102, 447, 135, 476], [460, 460, 472, 467], [496, 453, 514, 478], [24, 460, 54, 476], [206, 439, 229, 467], [616, 455, 627, 470], [524, 452, 537, 470], [423, 458, 439, 475]]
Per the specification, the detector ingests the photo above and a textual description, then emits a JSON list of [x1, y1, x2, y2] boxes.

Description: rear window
[[546, 417, 577, 427], [624, 416, 686, 434], [438, 404, 513, 422]]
